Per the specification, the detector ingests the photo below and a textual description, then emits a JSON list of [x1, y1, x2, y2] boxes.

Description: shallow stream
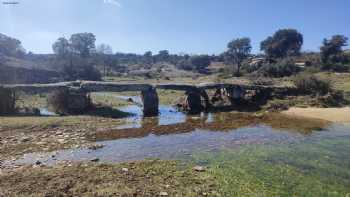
[[7, 99, 350, 169]]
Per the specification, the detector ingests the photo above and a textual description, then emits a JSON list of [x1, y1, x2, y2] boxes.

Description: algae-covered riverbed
[[1, 101, 350, 196]]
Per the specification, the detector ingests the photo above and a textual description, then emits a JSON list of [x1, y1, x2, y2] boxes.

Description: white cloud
[[103, 0, 121, 7]]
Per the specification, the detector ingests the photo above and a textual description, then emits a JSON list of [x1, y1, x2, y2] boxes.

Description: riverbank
[[283, 107, 350, 123]]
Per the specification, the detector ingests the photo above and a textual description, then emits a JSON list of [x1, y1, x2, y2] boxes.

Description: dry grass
[[283, 107, 350, 123], [0, 161, 219, 197], [0, 116, 125, 130]]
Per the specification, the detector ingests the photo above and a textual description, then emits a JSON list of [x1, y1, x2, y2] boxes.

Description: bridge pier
[[199, 89, 211, 111], [141, 87, 159, 117], [226, 86, 246, 106], [47, 89, 92, 115], [183, 90, 203, 114], [0, 87, 16, 115]]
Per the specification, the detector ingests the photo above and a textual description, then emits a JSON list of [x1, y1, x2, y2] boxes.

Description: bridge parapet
[[2, 81, 294, 94], [1, 82, 74, 94]]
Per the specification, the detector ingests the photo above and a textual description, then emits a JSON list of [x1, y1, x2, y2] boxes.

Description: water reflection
[[93, 110, 329, 142], [116, 105, 188, 129], [10, 126, 303, 166], [39, 108, 57, 116]]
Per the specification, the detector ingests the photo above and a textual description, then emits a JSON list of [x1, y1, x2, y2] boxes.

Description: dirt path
[[283, 107, 350, 123]]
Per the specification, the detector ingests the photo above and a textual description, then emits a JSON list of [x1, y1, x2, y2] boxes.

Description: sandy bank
[[283, 107, 350, 123]]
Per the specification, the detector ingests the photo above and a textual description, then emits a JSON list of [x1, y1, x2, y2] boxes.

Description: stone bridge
[[1, 81, 294, 116]]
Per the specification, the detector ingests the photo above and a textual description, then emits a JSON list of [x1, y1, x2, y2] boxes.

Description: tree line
[[0, 29, 349, 81], [223, 29, 349, 77]]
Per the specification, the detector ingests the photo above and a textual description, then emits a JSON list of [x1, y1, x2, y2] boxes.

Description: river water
[[8, 101, 350, 167]]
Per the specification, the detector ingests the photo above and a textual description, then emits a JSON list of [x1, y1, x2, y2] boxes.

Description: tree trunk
[[235, 63, 241, 77]]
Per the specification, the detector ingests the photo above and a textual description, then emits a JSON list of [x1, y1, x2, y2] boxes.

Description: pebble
[[57, 139, 65, 144], [90, 158, 100, 162], [121, 168, 129, 172], [20, 137, 31, 142], [41, 134, 49, 138], [88, 144, 105, 150], [193, 166, 206, 172], [159, 192, 168, 196]]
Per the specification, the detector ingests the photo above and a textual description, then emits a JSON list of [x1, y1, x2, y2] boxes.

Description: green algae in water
[[193, 125, 350, 197]]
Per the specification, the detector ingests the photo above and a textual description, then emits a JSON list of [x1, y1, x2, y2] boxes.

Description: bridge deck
[[1, 81, 294, 94]]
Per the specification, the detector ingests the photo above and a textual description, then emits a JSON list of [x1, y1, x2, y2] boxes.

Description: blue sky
[[0, 0, 349, 54]]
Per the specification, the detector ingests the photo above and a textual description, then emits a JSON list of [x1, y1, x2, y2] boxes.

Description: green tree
[[157, 50, 170, 62], [320, 35, 348, 64], [69, 33, 96, 58], [96, 43, 113, 55], [225, 37, 252, 76], [52, 37, 71, 58], [190, 55, 211, 72], [261, 29, 303, 59], [52, 34, 101, 81], [143, 51, 154, 65], [0, 33, 25, 57]]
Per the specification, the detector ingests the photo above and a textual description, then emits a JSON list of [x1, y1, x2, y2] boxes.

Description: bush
[[0, 87, 17, 115], [321, 63, 350, 72], [62, 64, 102, 81], [190, 55, 211, 71], [257, 59, 301, 78], [293, 74, 332, 95], [176, 59, 194, 71]]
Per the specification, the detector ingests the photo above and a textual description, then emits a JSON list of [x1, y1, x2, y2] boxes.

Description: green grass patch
[[193, 136, 350, 196], [16, 93, 48, 109], [316, 72, 350, 101]]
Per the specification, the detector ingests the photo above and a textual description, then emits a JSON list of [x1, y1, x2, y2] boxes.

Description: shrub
[[258, 59, 301, 78], [61, 64, 102, 81], [0, 87, 17, 115], [190, 55, 211, 71], [303, 66, 321, 74], [251, 77, 274, 86], [293, 74, 332, 95], [176, 59, 194, 71], [321, 63, 350, 72]]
